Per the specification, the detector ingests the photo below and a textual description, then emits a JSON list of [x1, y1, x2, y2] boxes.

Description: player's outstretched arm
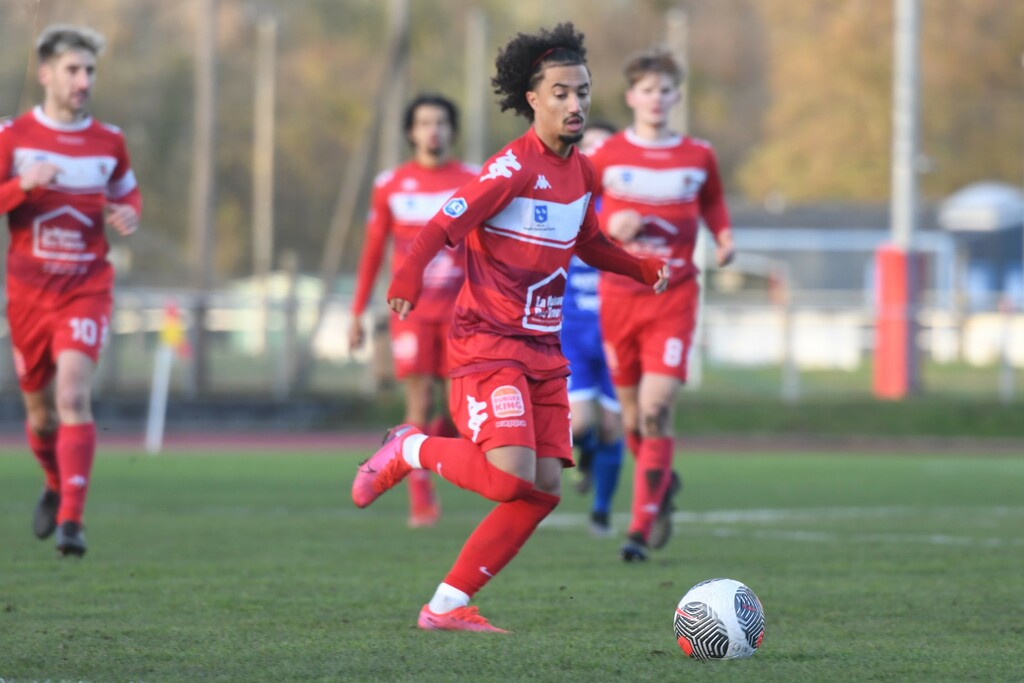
[[575, 229, 668, 294]]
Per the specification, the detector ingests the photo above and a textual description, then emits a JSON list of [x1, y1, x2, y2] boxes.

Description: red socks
[[26, 423, 59, 491], [444, 488, 560, 596], [55, 423, 96, 525], [418, 437, 533, 502], [406, 423, 435, 513], [626, 430, 642, 459], [628, 437, 674, 539]]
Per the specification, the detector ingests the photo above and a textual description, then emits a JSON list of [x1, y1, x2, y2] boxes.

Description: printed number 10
[[69, 317, 99, 346]]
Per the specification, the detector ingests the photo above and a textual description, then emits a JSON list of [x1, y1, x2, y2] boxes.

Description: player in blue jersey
[[563, 121, 623, 536]]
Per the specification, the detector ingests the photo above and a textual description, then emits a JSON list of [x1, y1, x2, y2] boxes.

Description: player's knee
[[55, 387, 91, 421], [25, 404, 58, 435], [640, 409, 670, 438], [488, 473, 534, 502]]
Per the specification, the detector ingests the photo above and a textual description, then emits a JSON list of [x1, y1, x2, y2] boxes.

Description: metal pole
[[464, 7, 488, 164], [890, 0, 920, 249], [665, 8, 689, 136], [190, 0, 217, 290], [252, 14, 277, 358], [188, 0, 217, 394], [252, 14, 276, 281], [378, 0, 409, 171]]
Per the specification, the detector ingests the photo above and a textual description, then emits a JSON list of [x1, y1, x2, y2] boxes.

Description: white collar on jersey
[[624, 127, 683, 149], [32, 105, 93, 132]]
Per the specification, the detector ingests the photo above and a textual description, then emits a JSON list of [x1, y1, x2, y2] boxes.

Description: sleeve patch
[[442, 197, 468, 218]]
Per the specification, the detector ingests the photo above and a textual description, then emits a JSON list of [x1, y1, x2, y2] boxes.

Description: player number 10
[[69, 317, 101, 347]]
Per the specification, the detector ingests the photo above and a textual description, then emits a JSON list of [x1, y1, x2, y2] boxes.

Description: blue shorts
[[562, 314, 619, 411]]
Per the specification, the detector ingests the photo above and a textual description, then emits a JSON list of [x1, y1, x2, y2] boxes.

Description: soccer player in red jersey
[[588, 47, 736, 561], [351, 23, 669, 632], [0, 25, 141, 557], [349, 94, 478, 528]]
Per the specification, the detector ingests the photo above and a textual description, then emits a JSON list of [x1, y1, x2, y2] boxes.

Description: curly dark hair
[[492, 22, 588, 121]]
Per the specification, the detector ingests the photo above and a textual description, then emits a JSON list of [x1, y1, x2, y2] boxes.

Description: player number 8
[[663, 337, 684, 367]]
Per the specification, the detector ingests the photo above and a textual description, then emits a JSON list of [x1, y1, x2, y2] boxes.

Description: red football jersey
[[351, 159, 478, 322], [589, 129, 729, 296], [0, 107, 141, 304], [425, 127, 610, 380]]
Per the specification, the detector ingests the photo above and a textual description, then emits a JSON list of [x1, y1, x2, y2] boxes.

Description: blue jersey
[[563, 255, 600, 322], [562, 255, 618, 406]]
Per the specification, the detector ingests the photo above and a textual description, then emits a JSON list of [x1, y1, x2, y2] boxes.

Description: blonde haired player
[[0, 24, 141, 556], [588, 47, 735, 561]]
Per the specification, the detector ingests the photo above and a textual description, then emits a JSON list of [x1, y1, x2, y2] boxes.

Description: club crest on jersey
[[443, 197, 467, 218], [491, 386, 525, 418], [479, 150, 521, 182], [534, 205, 548, 223]]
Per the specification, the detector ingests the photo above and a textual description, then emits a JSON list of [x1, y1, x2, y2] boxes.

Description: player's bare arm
[[715, 228, 735, 267], [104, 202, 138, 236], [348, 317, 366, 350], [18, 161, 61, 191], [606, 208, 643, 243]]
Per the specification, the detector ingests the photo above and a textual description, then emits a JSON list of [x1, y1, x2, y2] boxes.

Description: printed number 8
[[663, 337, 684, 367]]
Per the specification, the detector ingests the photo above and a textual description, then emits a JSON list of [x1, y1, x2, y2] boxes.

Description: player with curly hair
[[351, 23, 669, 632]]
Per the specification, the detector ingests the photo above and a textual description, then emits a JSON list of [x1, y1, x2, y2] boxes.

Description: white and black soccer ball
[[674, 578, 765, 660]]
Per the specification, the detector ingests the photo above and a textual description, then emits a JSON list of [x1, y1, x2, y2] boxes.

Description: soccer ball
[[673, 578, 765, 660]]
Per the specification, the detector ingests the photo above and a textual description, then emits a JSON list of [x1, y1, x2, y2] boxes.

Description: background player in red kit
[[588, 47, 735, 561], [351, 23, 669, 632], [0, 25, 141, 556], [349, 95, 478, 528]]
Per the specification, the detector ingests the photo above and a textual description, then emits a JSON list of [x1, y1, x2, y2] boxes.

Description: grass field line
[[542, 506, 1024, 549]]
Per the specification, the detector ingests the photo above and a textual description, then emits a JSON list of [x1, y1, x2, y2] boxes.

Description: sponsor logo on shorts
[[491, 385, 525, 418], [495, 419, 528, 429]]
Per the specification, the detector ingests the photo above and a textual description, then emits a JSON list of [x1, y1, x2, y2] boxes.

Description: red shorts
[[599, 279, 698, 386], [449, 366, 573, 465], [389, 316, 449, 380], [7, 294, 112, 392]]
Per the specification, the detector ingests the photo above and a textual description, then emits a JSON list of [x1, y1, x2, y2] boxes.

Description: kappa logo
[[67, 475, 88, 488], [491, 385, 525, 418], [443, 197, 467, 218], [466, 395, 488, 442], [479, 150, 521, 181], [534, 174, 551, 190]]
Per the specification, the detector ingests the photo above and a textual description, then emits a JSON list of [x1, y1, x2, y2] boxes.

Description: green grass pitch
[[1, 445, 1022, 682]]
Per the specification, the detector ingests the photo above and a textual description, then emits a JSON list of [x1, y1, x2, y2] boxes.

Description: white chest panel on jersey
[[483, 194, 591, 249], [388, 189, 459, 224], [603, 165, 707, 204], [13, 147, 117, 195]]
